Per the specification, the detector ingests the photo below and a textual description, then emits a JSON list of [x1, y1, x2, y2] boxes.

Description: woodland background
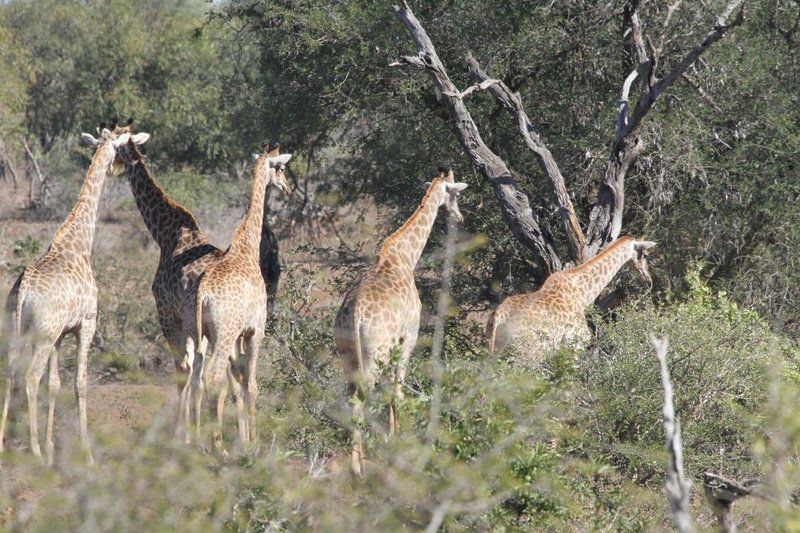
[[0, 0, 799, 530]]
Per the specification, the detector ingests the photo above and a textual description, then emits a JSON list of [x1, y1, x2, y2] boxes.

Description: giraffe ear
[[131, 132, 150, 145], [111, 132, 131, 148], [268, 153, 292, 167], [101, 128, 112, 137], [634, 240, 656, 257], [252, 153, 260, 162], [81, 133, 100, 146], [422, 181, 431, 190], [446, 182, 469, 192]]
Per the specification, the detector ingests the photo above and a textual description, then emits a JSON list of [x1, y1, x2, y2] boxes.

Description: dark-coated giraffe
[[113, 121, 283, 442], [0, 125, 135, 466], [334, 169, 468, 475], [487, 236, 656, 357]]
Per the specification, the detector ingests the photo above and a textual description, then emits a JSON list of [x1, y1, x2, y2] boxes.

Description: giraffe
[[0, 125, 135, 466], [184, 143, 291, 452], [487, 236, 656, 358], [334, 168, 468, 475], [113, 121, 283, 441]]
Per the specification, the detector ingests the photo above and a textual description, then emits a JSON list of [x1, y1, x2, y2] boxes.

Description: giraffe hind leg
[[243, 331, 264, 445], [0, 318, 21, 462], [44, 343, 61, 466], [26, 342, 52, 461], [75, 319, 95, 465]]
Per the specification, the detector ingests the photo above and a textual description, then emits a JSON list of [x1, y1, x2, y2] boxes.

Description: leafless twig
[[651, 335, 695, 533], [426, 215, 457, 441]]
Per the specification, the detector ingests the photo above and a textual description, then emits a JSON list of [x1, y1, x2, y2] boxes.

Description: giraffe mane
[[127, 141, 203, 231], [378, 177, 443, 262], [571, 236, 634, 273]]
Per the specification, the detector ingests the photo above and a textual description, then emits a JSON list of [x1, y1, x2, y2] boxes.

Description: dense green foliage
[[1, 0, 800, 529]]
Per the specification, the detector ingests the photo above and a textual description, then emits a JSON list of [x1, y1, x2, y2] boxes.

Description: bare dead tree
[[393, 0, 745, 281], [391, 3, 562, 280], [651, 335, 695, 533]]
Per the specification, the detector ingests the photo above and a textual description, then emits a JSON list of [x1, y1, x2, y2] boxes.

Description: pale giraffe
[[0, 126, 135, 466], [112, 121, 283, 441], [487, 236, 656, 358], [334, 169, 468, 475], [184, 143, 291, 453]]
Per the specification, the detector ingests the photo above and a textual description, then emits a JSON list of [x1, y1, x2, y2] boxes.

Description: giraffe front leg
[[26, 343, 51, 461], [243, 332, 264, 445], [44, 348, 61, 466], [75, 319, 95, 465], [176, 336, 196, 445]]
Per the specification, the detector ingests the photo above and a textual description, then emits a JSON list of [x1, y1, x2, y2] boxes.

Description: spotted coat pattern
[[184, 144, 291, 453], [487, 236, 655, 359], [0, 127, 130, 466], [115, 126, 283, 444], [334, 169, 467, 475]]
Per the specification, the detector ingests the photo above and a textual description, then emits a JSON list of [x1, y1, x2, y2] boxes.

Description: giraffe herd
[[0, 120, 655, 474]]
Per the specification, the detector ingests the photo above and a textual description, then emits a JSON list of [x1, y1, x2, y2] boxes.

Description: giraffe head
[[252, 141, 292, 195], [625, 238, 656, 290], [81, 117, 148, 174], [109, 117, 151, 167], [426, 168, 468, 223]]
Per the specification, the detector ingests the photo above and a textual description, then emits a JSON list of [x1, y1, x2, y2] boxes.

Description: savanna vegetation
[[0, 0, 799, 530]]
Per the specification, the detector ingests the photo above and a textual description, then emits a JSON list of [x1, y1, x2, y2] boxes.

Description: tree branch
[[651, 335, 695, 533], [441, 78, 500, 99], [467, 55, 587, 264], [584, 0, 745, 257], [703, 472, 768, 533], [392, 1, 562, 279]]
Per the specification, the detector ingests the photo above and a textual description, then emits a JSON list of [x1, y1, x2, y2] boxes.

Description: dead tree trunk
[[393, 0, 745, 281], [392, 3, 562, 280], [22, 138, 46, 208]]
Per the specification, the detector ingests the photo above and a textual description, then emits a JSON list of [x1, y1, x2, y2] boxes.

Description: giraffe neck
[[50, 143, 115, 256], [570, 238, 633, 308], [228, 156, 269, 263], [378, 179, 445, 270], [122, 143, 207, 255]]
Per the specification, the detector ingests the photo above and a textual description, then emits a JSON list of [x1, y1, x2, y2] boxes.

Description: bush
[[577, 268, 797, 481]]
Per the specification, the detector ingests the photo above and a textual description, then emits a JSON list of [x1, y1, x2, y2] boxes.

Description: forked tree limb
[[651, 335, 695, 533], [467, 55, 587, 264], [584, 0, 745, 257], [393, 0, 744, 276], [392, 0, 562, 279]]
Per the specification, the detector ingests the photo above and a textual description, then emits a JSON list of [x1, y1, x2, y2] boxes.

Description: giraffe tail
[[194, 274, 207, 348], [4, 271, 28, 357], [353, 302, 365, 379]]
